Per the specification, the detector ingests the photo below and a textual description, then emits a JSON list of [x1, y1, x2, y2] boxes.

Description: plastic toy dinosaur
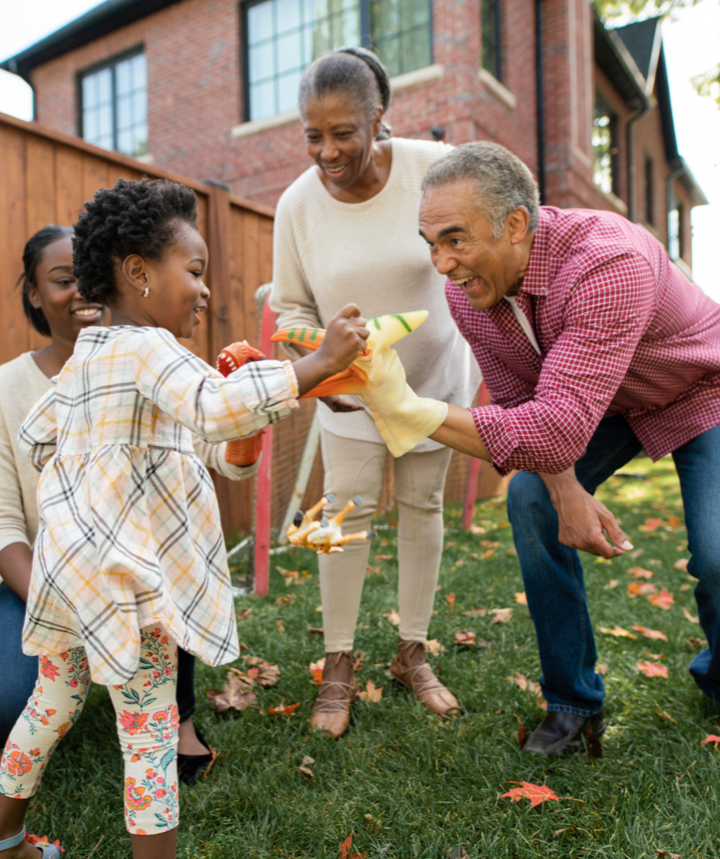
[[287, 494, 371, 554], [216, 340, 267, 466], [272, 311, 448, 457]]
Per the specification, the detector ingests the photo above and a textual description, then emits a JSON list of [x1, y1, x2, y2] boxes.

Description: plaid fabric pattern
[[17, 326, 299, 685], [447, 207, 720, 475]]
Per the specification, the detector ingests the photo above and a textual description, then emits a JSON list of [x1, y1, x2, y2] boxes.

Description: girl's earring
[[142, 287, 150, 299]]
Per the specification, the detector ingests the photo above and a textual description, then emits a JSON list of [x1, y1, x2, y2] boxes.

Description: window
[[243, 0, 432, 121], [80, 51, 147, 158], [644, 156, 654, 226], [592, 92, 618, 196], [668, 199, 683, 261], [480, 0, 501, 80]]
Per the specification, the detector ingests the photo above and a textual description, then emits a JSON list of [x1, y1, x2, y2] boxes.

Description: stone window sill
[[478, 68, 517, 110], [231, 64, 445, 140]]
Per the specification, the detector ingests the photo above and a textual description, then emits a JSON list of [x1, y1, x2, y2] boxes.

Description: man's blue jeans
[[507, 414, 720, 716]]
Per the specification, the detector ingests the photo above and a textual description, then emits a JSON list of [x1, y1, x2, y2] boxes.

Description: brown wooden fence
[[0, 111, 509, 542]]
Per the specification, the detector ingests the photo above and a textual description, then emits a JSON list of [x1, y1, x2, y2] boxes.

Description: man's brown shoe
[[390, 639, 460, 718], [309, 650, 356, 738], [523, 709, 606, 756]]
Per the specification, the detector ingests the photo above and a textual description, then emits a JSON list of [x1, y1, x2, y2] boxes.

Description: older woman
[[271, 47, 479, 737], [0, 225, 257, 781]]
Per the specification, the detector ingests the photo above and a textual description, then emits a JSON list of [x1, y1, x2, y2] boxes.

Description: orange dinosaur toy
[[287, 494, 372, 554], [216, 340, 267, 466]]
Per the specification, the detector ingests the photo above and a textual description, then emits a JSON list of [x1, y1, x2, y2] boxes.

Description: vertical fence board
[[82, 154, 111, 206], [54, 146, 85, 227]]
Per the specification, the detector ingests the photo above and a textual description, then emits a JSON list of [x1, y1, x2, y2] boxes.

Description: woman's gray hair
[[421, 142, 540, 238]]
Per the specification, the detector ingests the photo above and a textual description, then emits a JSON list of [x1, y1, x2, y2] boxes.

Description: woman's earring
[[142, 287, 150, 299]]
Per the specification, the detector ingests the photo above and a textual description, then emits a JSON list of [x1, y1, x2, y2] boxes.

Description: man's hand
[[539, 468, 633, 559], [320, 395, 366, 413]]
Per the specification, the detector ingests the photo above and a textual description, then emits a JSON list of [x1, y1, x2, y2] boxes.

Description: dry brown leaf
[[454, 630, 476, 647], [446, 593, 456, 608], [207, 669, 258, 712], [627, 581, 658, 597], [276, 619, 285, 634], [639, 518, 663, 532], [298, 755, 315, 778], [598, 625, 637, 639], [268, 700, 302, 716], [688, 636, 706, 647], [425, 639, 447, 655], [237, 608, 253, 620], [481, 540, 500, 549], [506, 547, 518, 556], [656, 851, 682, 859], [637, 661, 668, 678], [447, 847, 470, 859], [596, 663, 608, 675], [628, 567, 654, 579], [275, 595, 293, 607], [657, 709, 676, 723], [680, 583, 691, 591], [307, 626, 324, 635], [515, 591, 528, 606], [491, 607, 513, 624], [463, 607, 487, 617], [643, 650, 666, 660], [383, 608, 401, 626], [508, 672, 528, 691], [241, 657, 281, 686], [604, 579, 619, 590], [366, 565, 381, 575], [674, 558, 689, 571], [469, 524, 487, 535], [374, 554, 394, 562], [356, 680, 383, 703], [277, 566, 300, 586], [629, 548, 645, 558], [683, 608, 700, 624], [514, 713, 526, 748]]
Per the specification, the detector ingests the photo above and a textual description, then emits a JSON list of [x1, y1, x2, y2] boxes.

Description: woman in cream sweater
[[0, 226, 258, 782], [271, 48, 479, 738]]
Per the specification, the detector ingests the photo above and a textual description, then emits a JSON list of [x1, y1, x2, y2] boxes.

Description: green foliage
[[693, 63, 720, 106], [23, 456, 720, 858], [593, 0, 702, 24]]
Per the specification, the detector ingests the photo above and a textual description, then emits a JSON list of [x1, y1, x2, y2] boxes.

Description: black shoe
[[177, 724, 216, 785], [523, 708, 606, 757]]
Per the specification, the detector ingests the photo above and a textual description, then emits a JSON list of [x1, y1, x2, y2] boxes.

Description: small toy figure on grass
[[287, 493, 373, 555]]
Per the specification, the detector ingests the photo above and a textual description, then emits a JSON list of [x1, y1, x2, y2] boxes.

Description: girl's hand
[[316, 304, 369, 375], [293, 305, 369, 397]]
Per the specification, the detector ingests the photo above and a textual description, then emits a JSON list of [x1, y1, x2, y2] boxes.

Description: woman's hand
[[0, 542, 33, 603], [320, 395, 366, 413]]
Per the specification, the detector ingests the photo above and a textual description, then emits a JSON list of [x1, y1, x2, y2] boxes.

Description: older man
[[418, 141, 720, 755]]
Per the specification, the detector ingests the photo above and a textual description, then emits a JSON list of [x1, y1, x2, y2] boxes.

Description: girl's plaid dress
[[17, 325, 299, 685]]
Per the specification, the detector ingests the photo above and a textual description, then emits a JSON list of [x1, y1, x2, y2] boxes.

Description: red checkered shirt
[[446, 206, 720, 475]]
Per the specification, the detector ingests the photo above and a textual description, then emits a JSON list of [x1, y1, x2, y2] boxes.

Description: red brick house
[[2, 0, 706, 275]]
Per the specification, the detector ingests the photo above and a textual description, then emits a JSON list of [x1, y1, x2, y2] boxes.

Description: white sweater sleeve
[[190, 434, 261, 480]]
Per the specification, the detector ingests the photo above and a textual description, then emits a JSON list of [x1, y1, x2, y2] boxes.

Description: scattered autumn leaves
[[207, 656, 299, 716]]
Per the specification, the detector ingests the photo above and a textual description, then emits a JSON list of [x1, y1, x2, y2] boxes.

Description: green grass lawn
[[24, 456, 720, 858]]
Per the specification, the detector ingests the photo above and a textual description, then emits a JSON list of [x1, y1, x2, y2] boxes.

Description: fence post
[[462, 381, 491, 530], [254, 290, 276, 596]]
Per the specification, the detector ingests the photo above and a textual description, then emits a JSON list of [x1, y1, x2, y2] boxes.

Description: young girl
[[0, 178, 368, 859]]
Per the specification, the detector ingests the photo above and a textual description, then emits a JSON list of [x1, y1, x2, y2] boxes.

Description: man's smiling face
[[419, 179, 533, 311]]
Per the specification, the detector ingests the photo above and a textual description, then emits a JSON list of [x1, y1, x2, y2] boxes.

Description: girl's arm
[[190, 435, 260, 480], [17, 384, 58, 472]]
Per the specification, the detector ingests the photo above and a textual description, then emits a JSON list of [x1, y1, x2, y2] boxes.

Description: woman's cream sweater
[[270, 137, 480, 453]]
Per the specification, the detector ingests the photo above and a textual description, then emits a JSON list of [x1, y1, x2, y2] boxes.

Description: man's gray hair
[[421, 142, 540, 238]]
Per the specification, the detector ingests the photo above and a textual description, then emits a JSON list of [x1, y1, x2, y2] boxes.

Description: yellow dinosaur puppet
[[271, 310, 448, 459]]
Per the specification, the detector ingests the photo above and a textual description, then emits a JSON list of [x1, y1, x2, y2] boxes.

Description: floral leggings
[[0, 626, 179, 835]]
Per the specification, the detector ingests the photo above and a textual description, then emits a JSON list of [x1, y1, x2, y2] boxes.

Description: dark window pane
[[400, 25, 430, 73], [481, 0, 499, 79], [592, 93, 616, 196]]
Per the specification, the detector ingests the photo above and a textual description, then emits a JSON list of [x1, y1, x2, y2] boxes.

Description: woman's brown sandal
[[309, 650, 357, 738], [390, 639, 461, 718]]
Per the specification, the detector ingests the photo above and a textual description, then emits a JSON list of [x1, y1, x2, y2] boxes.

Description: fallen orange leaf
[[268, 700, 302, 716], [275, 595, 293, 606], [701, 734, 720, 746], [637, 661, 668, 678], [237, 608, 253, 620], [276, 619, 285, 633], [639, 518, 663, 532], [649, 589, 674, 610], [666, 516, 681, 528], [683, 607, 699, 624], [501, 781, 560, 808], [374, 554, 394, 562], [481, 549, 494, 559], [629, 548, 644, 558], [339, 832, 366, 859], [309, 657, 325, 684], [469, 524, 487, 535], [454, 630, 476, 647], [446, 593, 456, 608], [604, 579, 619, 590], [674, 558, 689, 571], [425, 639, 446, 655], [515, 591, 528, 605], [366, 565, 381, 575], [356, 680, 383, 703], [688, 636, 705, 647], [598, 626, 636, 639], [628, 567, 654, 579], [627, 581, 657, 597], [241, 657, 281, 686], [491, 608, 513, 624], [508, 672, 528, 691], [481, 540, 500, 548], [632, 625, 668, 641], [463, 607, 487, 617]]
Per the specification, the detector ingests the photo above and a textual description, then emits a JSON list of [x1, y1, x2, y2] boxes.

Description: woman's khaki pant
[[319, 430, 452, 652]]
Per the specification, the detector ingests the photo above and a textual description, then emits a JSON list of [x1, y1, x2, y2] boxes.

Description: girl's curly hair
[[72, 177, 199, 305]]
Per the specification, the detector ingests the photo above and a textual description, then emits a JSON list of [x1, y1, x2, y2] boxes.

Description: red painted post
[[462, 382, 491, 530], [253, 295, 277, 596]]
